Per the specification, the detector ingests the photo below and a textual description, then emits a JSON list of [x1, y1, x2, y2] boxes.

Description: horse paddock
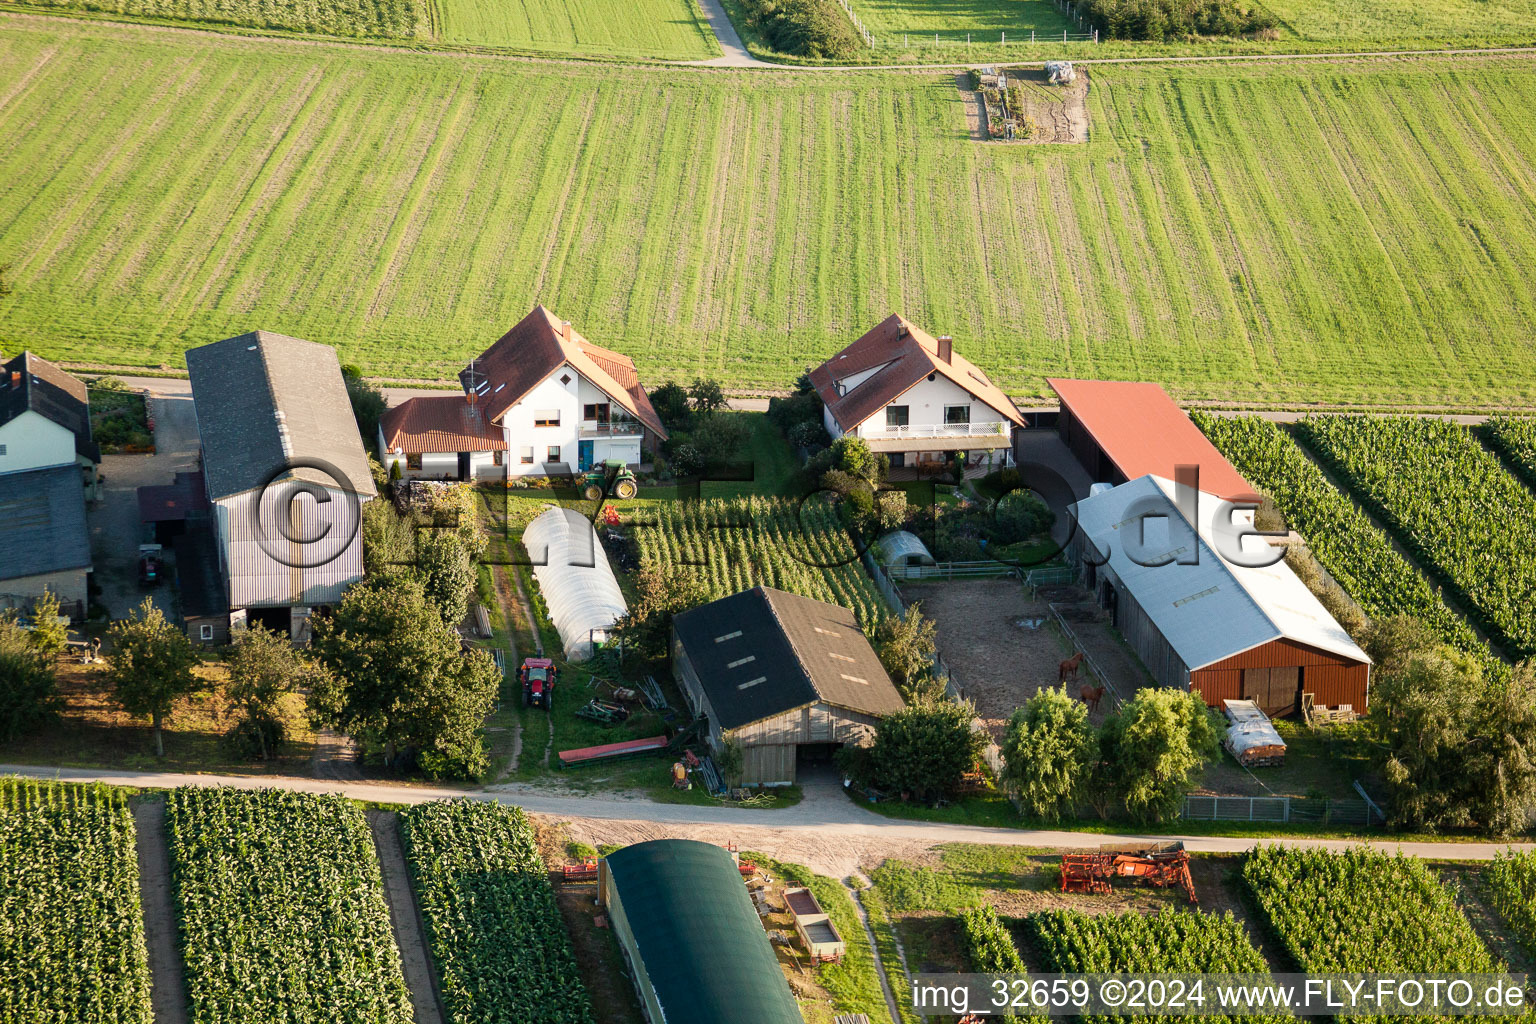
[[899, 580, 1117, 742]]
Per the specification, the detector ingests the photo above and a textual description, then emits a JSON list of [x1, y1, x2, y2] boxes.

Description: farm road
[[9, 763, 1534, 879], [132, 797, 188, 1024]]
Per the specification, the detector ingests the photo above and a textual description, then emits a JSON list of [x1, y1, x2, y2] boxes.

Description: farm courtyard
[[3, 19, 1536, 406]]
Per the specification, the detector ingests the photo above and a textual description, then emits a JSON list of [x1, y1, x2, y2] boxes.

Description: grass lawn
[[851, 0, 1073, 49], [8, 23, 1536, 406], [10, 0, 430, 37], [1262, 0, 1536, 42], [0, 657, 317, 773], [431, 0, 719, 57]]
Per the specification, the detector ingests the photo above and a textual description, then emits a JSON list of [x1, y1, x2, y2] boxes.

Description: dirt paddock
[[900, 580, 1087, 740]]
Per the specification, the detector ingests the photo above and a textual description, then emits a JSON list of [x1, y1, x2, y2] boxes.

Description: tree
[[688, 377, 728, 415], [0, 617, 58, 741], [339, 365, 387, 451], [106, 598, 201, 757], [689, 412, 750, 466], [415, 530, 479, 628], [361, 498, 414, 576], [610, 563, 710, 660], [1374, 650, 1536, 835], [649, 380, 691, 430], [829, 436, 879, 483], [225, 624, 319, 760], [716, 736, 745, 789], [1098, 688, 1219, 822], [308, 576, 498, 778], [867, 700, 985, 802], [25, 589, 69, 658], [1000, 686, 1097, 821], [992, 491, 1053, 545], [1363, 613, 1441, 679], [875, 603, 939, 702]]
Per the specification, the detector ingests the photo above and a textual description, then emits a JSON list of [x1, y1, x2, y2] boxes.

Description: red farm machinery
[[520, 658, 558, 710], [1060, 841, 1197, 904]]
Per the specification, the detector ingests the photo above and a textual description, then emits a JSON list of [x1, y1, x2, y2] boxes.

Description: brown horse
[[1058, 651, 1085, 682], [1079, 683, 1106, 712]]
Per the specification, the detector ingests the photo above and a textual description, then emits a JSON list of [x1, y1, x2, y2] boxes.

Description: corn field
[[1484, 852, 1536, 961], [1192, 413, 1492, 665], [165, 787, 413, 1024], [1027, 909, 1279, 1024], [1243, 845, 1499, 1011], [1483, 416, 1536, 491], [1297, 416, 1536, 661], [0, 779, 152, 1024], [631, 497, 889, 629], [400, 800, 594, 1024]]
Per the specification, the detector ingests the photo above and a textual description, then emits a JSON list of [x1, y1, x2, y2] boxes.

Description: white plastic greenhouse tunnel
[[522, 506, 628, 662]]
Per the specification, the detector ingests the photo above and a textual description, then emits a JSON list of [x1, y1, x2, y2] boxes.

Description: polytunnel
[[522, 506, 628, 662], [874, 530, 936, 567]]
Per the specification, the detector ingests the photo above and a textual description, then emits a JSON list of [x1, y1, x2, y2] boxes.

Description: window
[[406, 454, 422, 470], [944, 405, 971, 425], [885, 405, 909, 428], [199, 624, 214, 640], [889, 453, 906, 468], [583, 403, 610, 423], [547, 446, 562, 463], [534, 410, 560, 427], [520, 447, 534, 464], [493, 450, 504, 466], [560, 374, 572, 386], [0, 443, 7, 456]]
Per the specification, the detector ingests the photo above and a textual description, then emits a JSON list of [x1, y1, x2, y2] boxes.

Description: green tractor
[[582, 458, 638, 501]]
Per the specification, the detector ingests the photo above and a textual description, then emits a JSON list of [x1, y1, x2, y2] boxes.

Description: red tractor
[[520, 658, 558, 710]]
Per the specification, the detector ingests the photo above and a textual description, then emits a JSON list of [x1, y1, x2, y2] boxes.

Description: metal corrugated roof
[[1048, 379, 1253, 500], [605, 840, 804, 1024], [1070, 475, 1369, 671]]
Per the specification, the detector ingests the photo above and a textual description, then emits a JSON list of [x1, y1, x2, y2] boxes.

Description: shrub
[[739, 0, 864, 59], [1082, 0, 1276, 40]]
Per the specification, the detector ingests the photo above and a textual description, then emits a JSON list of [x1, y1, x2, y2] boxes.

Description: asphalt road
[[4, 763, 1529, 859]]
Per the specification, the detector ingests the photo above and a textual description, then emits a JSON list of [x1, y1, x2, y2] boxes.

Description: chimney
[[937, 336, 953, 364], [9, 371, 18, 389], [562, 321, 573, 343]]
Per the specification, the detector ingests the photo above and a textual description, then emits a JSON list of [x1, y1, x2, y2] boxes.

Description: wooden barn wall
[[1104, 574, 1190, 690], [1190, 638, 1370, 711], [728, 705, 881, 748], [741, 744, 796, 786]]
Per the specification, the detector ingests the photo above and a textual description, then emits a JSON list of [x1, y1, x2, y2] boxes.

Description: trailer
[[557, 734, 669, 768], [783, 886, 846, 963]]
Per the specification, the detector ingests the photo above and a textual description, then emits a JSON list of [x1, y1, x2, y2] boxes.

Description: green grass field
[[5, 21, 1536, 405], [1261, 0, 1536, 41], [850, 0, 1073, 48], [10, 0, 429, 36], [431, 0, 718, 57]]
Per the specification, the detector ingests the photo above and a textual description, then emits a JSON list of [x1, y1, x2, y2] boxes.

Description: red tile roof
[[459, 307, 666, 439], [807, 315, 1025, 433], [380, 394, 507, 454], [1046, 378, 1253, 500]]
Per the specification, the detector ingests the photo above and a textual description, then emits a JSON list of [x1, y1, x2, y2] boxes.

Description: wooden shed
[[1068, 475, 1370, 715], [671, 587, 906, 786]]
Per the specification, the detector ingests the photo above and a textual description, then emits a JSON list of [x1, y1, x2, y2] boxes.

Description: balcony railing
[[579, 419, 644, 438], [861, 421, 1009, 440]]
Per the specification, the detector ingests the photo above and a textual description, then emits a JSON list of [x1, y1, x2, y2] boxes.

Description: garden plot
[[985, 68, 1090, 144]]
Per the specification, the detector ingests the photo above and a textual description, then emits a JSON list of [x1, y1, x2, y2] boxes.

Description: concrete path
[[9, 763, 1533, 860], [685, 0, 768, 67]]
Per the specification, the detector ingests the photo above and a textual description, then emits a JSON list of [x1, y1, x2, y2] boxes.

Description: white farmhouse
[[379, 307, 667, 481], [0, 352, 100, 618], [808, 315, 1024, 474], [186, 331, 376, 640]]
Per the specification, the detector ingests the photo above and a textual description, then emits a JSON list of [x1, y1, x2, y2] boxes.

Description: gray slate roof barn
[[0, 464, 93, 583], [671, 587, 904, 785], [186, 331, 376, 501]]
